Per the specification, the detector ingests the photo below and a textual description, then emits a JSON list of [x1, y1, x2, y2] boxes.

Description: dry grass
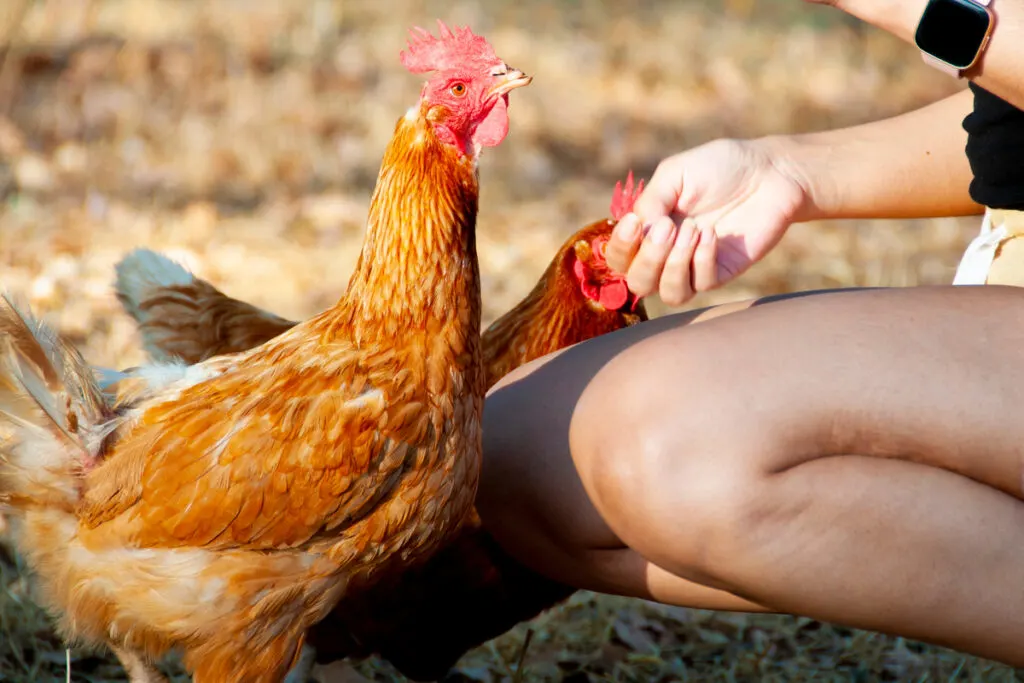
[[0, 0, 1015, 680]]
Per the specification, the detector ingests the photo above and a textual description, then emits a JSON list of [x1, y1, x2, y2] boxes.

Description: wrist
[[755, 134, 836, 224]]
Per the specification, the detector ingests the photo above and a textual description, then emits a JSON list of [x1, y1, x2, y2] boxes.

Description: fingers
[[607, 215, 719, 307], [607, 155, 685, 274], [624, 217, 677, 299], [605, 213, 643, 274], [658, 218, 700, 306], [604, 150, 721, 306], [691, 224, 720, 293]]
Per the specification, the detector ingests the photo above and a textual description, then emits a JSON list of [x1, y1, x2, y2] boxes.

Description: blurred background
[[0, 0, 1011, 681]]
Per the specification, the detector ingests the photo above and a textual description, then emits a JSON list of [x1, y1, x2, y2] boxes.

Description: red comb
[[399, 20, 500, 75], [609, 171, 645, 221]]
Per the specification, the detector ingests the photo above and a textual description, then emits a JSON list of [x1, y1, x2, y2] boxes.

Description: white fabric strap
[[953, 209, 1003, 285]]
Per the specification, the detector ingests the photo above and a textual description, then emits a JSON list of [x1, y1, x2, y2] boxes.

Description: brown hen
[[0, 22, 530, 683], [112, 173, 648, 680]]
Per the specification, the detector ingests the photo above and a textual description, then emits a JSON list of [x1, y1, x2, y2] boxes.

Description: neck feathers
[[481, 228, 647, 390], [481, 246, 587, 389], [339, 111, 481, 336]]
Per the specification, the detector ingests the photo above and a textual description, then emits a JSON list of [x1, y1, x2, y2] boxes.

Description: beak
[[489, 68, 532, 97]]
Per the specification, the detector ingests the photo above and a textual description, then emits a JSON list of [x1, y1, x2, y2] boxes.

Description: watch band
[[921, 51, 962, 76], [918, 0, 993, 78]]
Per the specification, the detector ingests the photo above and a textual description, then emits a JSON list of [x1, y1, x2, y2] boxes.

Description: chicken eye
[[450, 82, 467, 97]]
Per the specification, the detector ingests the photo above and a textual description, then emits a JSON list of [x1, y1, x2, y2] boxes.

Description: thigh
[[575, 284, 1024, 506]]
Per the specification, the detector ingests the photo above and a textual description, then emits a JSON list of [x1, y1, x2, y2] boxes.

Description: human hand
[[605, 138, 812, 306]]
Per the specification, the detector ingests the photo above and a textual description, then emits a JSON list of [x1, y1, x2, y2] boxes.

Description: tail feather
[[0, 295, 111, 508], [114, 248, 194, 322], [114, 248, 296, 364]]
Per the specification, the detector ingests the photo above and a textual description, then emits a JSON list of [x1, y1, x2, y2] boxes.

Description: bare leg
[[479, 291, 834, 608], [480, 285, 1024, 665]]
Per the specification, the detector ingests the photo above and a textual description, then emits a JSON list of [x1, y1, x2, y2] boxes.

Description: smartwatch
[[914, 0, 996, 77]]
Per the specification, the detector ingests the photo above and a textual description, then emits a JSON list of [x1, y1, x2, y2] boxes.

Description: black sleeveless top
[[963, 83, 1024, 209]]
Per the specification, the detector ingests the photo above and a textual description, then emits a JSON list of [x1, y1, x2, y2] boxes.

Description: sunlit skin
[[479, 285, 1024, 666]]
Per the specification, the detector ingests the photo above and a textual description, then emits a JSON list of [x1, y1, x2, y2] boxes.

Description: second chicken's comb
[[609, 171, 645, 221], [400, 20, 500, 75]]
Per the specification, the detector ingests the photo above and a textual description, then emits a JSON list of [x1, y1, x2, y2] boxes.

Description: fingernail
[[649, 219, 676, 245], [614, 214, 640, 241]]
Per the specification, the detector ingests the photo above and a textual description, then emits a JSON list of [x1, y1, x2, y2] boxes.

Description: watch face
[[915, 0, 992, 69]]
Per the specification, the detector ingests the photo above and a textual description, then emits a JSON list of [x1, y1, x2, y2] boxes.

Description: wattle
[[472, 96, 510, 148], [574, 257, 631, 311], [598, 278, 629, 311]]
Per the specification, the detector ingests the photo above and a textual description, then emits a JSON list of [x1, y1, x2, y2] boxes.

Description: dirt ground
[[0, 0, 1018, 681]]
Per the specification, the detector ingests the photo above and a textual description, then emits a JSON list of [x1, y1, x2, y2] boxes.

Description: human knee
[[569, 341, 778, 581]]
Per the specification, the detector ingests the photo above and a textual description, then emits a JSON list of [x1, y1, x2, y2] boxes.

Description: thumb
[[604, 213, 643, 274]]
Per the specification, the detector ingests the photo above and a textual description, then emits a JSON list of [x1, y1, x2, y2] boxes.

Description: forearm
[[836, 0, 1024, 111], [767, 88, 981, 221]]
